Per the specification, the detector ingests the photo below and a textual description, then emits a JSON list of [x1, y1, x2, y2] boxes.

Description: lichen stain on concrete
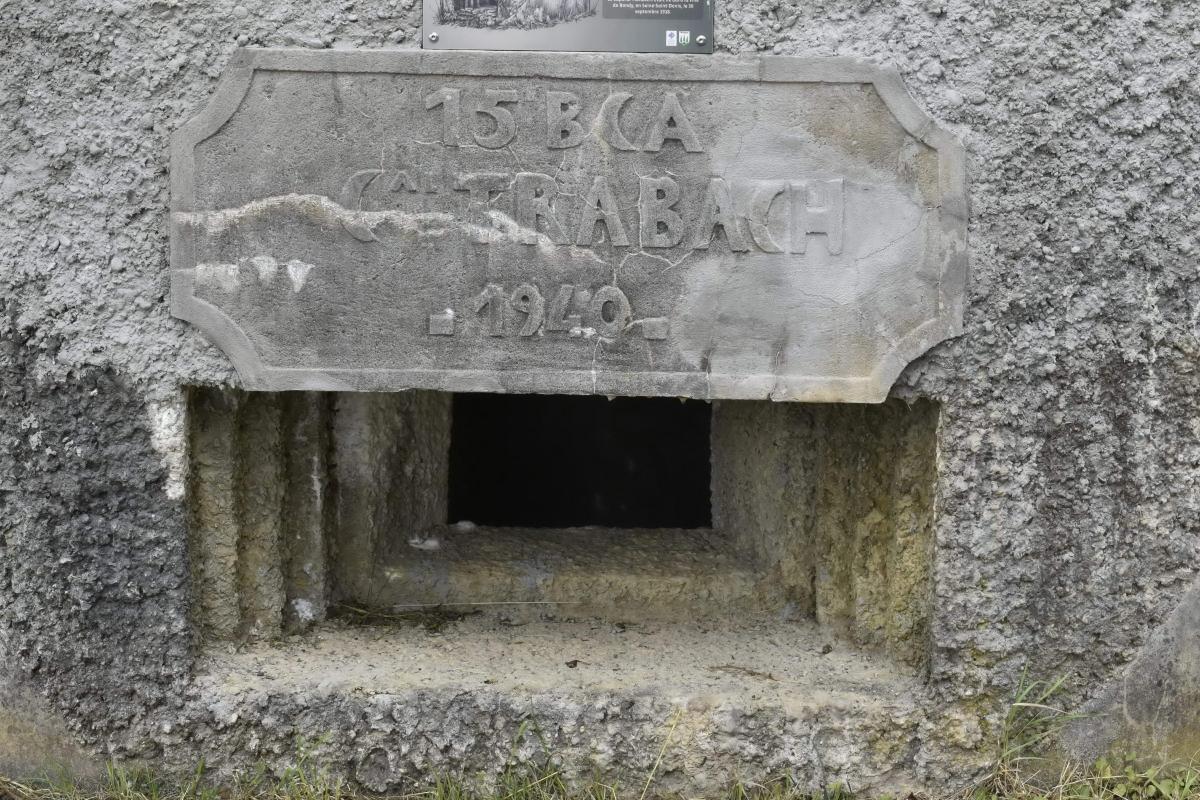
[[711, 399, 938, 668], [285, 259, 314, 292]]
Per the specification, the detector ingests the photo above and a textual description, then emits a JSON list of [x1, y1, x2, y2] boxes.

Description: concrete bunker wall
[[3, 0, 1200, 793]]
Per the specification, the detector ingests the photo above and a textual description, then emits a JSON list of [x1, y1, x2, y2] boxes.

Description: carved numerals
[[546, 284, 581, 332], [425, 87, 520, 150], [473, 90, 519, 149], [424, 88, 463, 146], [508, 283, 545, 336], [423, 88, 703, 153], [429, 284, 667, 341], [472, 283, 506, 336], [590, 286, 632, 338]]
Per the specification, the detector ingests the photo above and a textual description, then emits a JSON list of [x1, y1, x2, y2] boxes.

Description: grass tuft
[[965, 671, 1200, 800]]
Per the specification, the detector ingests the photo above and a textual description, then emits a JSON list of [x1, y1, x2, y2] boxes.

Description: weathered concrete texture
[[187, 391, 933, 632], [189, 390, 334, 639], [331, 391, 452, 606], [1064, 573, 1200, 762], [367, 525, 766, 619], [280, 392, 332, 632], [174, 619, 944, 795], [0, 683, 99, 782], [2, 0, 1200, 794], [189, 388, 243, 639], [0, 347, 193, 754], [712, 400, 938, 668], [234, 393, 286, 640]]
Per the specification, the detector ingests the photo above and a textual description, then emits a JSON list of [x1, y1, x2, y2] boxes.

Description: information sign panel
[[422, 0, 714, 53]]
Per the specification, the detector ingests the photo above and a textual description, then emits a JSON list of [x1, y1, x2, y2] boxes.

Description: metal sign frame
[[422, 0, 714, 54]]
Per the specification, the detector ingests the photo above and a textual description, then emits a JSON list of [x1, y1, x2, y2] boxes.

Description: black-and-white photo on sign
[[423, 0, 714, 53]]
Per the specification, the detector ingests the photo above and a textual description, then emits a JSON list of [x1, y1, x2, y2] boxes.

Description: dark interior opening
[[447, 393, 712, 529]]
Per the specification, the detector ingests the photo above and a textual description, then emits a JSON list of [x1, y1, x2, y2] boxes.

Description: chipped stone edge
[[169, 48, 968, 403]]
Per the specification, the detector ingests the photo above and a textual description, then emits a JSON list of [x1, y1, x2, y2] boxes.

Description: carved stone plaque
[[171, 50, 966, 402]]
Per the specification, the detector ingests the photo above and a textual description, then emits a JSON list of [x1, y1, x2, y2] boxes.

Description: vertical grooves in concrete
[[234, 393, 285, 640], [188, 390, 931, 657], [188, 388, 242, 640], [281, 392, 332, 632]]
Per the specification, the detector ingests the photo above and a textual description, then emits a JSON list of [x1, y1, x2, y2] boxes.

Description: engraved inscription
[[473, 284, 506, 337], [343, 168, 846, 255], [424, 87, 705, 153], [547, 284, 582, 333], [435, 283, 657, 341], [171, 51, 966, 401], [509, 283, 545, 337]]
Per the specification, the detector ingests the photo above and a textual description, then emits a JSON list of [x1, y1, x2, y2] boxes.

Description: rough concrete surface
[[0, 682, 98, 783], [1063, 575, 1200, 763], [188, 618, 931, 795], [2, 0, 1200, 795]]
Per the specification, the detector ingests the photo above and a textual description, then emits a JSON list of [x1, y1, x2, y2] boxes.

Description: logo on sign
[[678, 30, 691, 45], [665, 30, 677, 46]]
